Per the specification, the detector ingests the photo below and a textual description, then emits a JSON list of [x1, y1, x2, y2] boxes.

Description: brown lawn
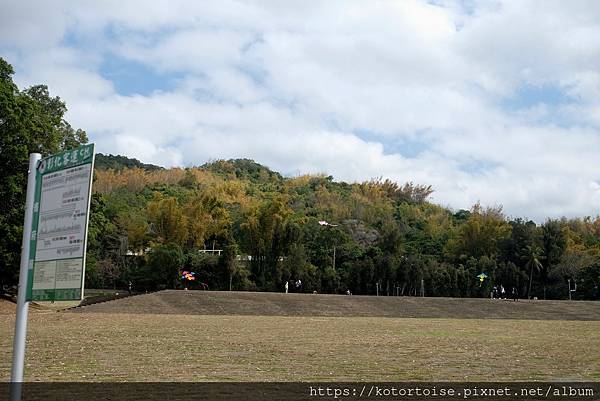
[[1, 304, 598, 382]]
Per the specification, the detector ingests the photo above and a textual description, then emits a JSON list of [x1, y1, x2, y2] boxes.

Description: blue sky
[[99, 56, 180, 96], [1, 0, 600, 220]]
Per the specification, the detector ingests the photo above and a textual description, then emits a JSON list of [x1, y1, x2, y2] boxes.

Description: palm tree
[[525, 245, 543, 299]]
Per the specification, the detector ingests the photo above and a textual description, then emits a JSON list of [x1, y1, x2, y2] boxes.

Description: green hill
[[95, 153, 163, 171], [200, 158, 283, 183]]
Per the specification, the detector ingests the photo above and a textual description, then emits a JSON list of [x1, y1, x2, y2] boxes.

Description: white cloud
[[2, 0, 600, 220], [0, 1, 68, 48]]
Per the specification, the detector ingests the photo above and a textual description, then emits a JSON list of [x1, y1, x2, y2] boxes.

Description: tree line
[[86, 165, 600, 300]]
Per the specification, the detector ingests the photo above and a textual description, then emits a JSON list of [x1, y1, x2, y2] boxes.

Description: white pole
[[11, 153, 40, 397]]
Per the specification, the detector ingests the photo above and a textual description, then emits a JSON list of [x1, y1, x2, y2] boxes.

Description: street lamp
[[318, 220, 338, 271]]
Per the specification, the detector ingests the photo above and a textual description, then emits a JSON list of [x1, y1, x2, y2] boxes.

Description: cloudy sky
[[2, 0, 600, 221]]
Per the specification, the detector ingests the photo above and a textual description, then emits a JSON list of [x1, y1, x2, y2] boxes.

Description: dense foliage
[[88, 160, 600, 300], [0, 58, 87, 289]]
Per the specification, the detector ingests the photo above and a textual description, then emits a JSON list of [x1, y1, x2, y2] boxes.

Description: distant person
[[492, 286, 498, 299], [512, 286, 518, 301], [296, 280, 302, 291], [501, 285, 506, 299], [285, 281, 289, 293], [128, 281, 133, 295]]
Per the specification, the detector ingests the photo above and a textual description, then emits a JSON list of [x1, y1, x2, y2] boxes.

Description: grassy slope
[[69, 290, 600, 321]]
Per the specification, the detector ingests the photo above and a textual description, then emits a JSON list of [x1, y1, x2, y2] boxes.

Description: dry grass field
[[1, 293, 600, 382]]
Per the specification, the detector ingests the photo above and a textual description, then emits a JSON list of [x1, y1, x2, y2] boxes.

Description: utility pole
[[568, 279, 576, 300], [332, 245, 336, 271], [318, 220, 338, 271]]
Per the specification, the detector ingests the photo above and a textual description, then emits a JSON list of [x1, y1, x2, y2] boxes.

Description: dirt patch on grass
[[0, 312, 598, 382], [0, 299, 16, 315]]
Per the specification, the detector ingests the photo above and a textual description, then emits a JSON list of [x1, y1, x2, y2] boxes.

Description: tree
[[221, 241, 239, 291], [499, 219, 540, 267], [240, 196, 293, 289], [0, 58, 88, 289], [525, 245, 544, 299], [147, 244, 184, 288], [447, 203, 511, 260], [146, 193, 188, 246], [549, 251, 596, 299], [185, 192, 231, 249], [87, 193, 120, 261], [540, 219, 567, 298], [186, 252, 220, 288], [97, 259, 122, 289], [284, 243, 318, 291]]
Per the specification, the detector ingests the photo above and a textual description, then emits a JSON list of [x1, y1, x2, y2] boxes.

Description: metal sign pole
[[10, 153, 41, 399]]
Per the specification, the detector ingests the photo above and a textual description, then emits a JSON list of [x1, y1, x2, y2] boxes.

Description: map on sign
[[26, 144, 95, 301]]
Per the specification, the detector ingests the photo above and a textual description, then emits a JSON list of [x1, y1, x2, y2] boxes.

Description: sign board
[[26, 144, 95, 301]]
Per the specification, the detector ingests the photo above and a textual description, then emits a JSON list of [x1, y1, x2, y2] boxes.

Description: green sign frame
[[26, 144, 95, 301]]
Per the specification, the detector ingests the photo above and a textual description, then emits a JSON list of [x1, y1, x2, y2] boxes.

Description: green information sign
[[26, 144, 95, 301]]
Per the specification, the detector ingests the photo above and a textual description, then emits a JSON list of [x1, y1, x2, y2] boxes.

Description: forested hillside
[[89, 157, 600, 300]]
